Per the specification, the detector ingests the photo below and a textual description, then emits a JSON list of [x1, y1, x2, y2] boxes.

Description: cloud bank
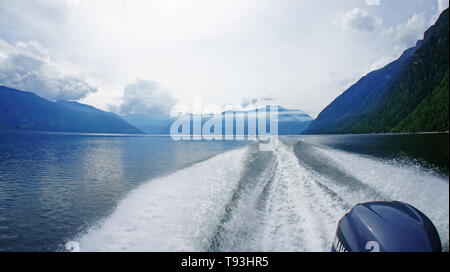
[[114, 79, 177, 117], [383, 13, 427, 50], [337, 1, 448, 73], [335, 8, 382, 32], [241, 96, 276, 108], [438, 0, 449, 13], [0, 40, 96, 101], [365, 0, 381, 6]]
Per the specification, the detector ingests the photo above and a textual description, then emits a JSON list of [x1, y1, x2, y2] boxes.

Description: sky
[[0, 0, 448, 117]]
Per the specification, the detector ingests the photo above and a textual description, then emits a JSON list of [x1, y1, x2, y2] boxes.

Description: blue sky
[[0, 0, 448, 117]]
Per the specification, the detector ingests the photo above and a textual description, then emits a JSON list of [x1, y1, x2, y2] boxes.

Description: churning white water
[[67, 140, 449, 252]]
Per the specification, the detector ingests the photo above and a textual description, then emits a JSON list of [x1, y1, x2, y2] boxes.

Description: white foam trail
[[259, 142, 348, 251], [314, 145, 449, 246], [205, 141, 449, 252], [213, 141, 350, 252], [72, 147, 248, 251], [69, 140, 449, 252], [206, 149, 278, 251]]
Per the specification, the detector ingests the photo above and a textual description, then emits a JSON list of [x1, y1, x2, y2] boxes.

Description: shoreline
[[299, 131, 449, 136], [1, 128, 449, 137]]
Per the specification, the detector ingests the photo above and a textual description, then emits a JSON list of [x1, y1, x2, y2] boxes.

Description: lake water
[[0, 130, 448, 251]]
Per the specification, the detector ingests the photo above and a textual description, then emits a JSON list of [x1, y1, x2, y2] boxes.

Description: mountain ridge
[[0, 86, 143, 134], [304, 8, 449, 135], [125, 105, 314, 135]]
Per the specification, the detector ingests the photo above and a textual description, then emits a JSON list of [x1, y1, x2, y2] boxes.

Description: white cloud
[[438, 0, 449, 13], [16, 41, 49, 59], [365, 0, 381, 6], [114, 79, 177, 117], [240, 95, 276, 108], [334, 8, 382, 32], [0, 40, 97, 101], [383, 13, 427, 49], [429, 0, 448, 29], [66, 0, 80, 6], [169, 95, 278, 116], [335, 7, 433, 73], [366, 55, 397, 72]]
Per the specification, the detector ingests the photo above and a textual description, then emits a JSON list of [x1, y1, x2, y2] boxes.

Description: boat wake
[[67, 139, 449, 252]]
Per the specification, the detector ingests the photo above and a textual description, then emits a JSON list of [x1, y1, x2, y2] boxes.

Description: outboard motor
[[332, 201, 442, 252]]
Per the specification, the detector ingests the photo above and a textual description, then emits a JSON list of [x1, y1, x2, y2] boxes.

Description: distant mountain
[[124, 105, 313, 135], [304, 8, 449, 134], [0, 86, 143, 134], [122, 114, 172, 134], [224, 105, 313, 135]]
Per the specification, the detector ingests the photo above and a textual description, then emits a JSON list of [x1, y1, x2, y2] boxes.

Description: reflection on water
[[0, 131, 248, 251]]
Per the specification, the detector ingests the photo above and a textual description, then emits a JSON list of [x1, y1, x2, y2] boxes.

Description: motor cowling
[[332, 201, 442, 252]]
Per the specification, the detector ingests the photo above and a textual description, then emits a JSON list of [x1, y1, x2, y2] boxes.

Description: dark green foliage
[[350, 9, 449, 133], [392, 73, 449, 132]]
